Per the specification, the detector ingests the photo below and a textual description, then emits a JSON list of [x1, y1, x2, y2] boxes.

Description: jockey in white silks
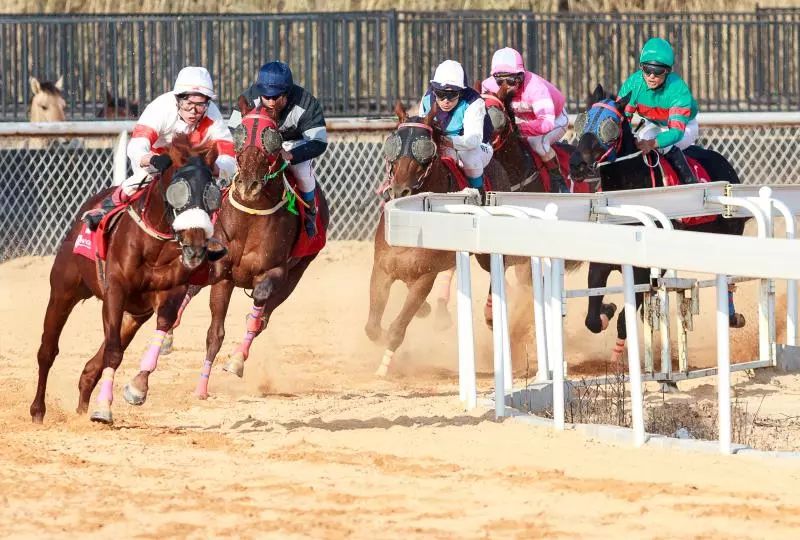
[[82, 66, 236, 230]]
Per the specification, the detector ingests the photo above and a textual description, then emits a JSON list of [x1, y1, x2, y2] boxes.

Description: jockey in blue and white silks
[[418, 60, 493, 193]]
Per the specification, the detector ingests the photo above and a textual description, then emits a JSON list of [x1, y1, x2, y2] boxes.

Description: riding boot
[[544, 156, 570, 194], [300, 190, 318, 239], [467, 175, 486, 205], [81, 186, 128, 231], [663, 146, 697, 184]]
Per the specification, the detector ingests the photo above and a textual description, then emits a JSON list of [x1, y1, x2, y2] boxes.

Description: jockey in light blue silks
[[418, 60, 494, 199]]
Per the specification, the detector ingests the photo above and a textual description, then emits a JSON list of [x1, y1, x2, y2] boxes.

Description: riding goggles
[[493, 75, 523, 86], [178, 98, 210, 112], [433, 88, 460, 101], [641, 63, 670, 77]]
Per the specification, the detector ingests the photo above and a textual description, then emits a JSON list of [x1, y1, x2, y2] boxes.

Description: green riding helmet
[[639, 37, 675, 68]]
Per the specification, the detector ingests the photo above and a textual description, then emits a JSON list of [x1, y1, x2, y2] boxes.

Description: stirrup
[[81, 209, 105, 231]]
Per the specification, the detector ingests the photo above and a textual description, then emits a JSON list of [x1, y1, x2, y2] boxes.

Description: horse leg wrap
[[375, 350, 394, 377], [195, 359, 213, 398], [96, 367, 115, 405], [727, 290, 736, 317], [140, 330, 167, 372], [434, 269, 455, 304], [235, 305, 266, 360], [612, 338, 626, 356]]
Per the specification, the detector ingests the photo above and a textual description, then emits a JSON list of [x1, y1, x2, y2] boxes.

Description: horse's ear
[[394, 100, 407, 123], [587, 84, 605, 107], [105, 89, 114, 105], [30, 76, 41, 95], [617, 92, 631, 111], [496, 84, 508, 101], [55, 76, 64, 92], [238, 94, 254, 116], [424, 100, 438, 126]]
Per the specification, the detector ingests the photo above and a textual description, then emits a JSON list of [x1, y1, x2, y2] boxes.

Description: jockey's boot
[[544, 156, 570, 194], [81, 186, 128, 231], [663, 146, 697, 184], [300, 190, 318, 238], [467, 175, 486, 205]]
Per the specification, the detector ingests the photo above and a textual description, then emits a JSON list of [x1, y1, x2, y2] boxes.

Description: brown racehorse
[[366, 101, 525, 376], [125, 96, 330, 400], [30, 135, 222, 425], [96, 89, 139, 119]]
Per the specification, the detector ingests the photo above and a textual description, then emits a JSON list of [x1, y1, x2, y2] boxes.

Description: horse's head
[[96, 89, 139, 119], [569, 84, 632, 182], [162, 135, 221, 269], [382, 101, 444, 200], [29, 76, 66, 122], [230, 94, 285, 202], [482, 84, 517, 147]]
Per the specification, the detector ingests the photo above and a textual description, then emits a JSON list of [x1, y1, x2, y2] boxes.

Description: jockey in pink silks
[[481, 47, 570, 193]]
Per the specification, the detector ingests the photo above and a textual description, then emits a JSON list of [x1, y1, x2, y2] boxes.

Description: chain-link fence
[[2, 123, 800, 261]]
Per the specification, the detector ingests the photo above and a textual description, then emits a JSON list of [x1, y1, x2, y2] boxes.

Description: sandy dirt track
[[2, 240, 800, 539]]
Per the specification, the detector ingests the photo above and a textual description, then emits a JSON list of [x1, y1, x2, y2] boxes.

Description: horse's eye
[[40, 105, 48, 110]]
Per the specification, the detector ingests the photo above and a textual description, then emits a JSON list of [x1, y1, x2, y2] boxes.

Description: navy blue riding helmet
[[254, 61, 294, 98]]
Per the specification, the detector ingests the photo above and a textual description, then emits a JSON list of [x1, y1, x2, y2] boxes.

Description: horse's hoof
[[660, 381, 680, 393], [123, 384, 147, 406], [484, 317, 494, 330], [90, 409, 113, 425], [222, 356, 245, 378], [195, 391, 209, 400], [415, 301, 432, 318], [375, 364, 388, 377], [159, 333, 174, 356], [729, 313, 746, 329], [31, 415, 43, 425]]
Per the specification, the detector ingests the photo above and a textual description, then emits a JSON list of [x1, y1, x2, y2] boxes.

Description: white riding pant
[[443, 142, 494, 178], [283, 141, 316, 194], [526, 110, 569, 161], [636, 118, 699, 152]]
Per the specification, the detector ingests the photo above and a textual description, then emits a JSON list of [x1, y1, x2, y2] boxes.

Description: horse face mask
[[164, 156, 219, 239], [233, 109, 283, 155], [574, 100, 622, 147], [383, 123, 436, 166]]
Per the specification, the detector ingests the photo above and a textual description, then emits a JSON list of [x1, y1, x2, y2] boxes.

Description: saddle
[[653, 146, 716, 227], [440, 156, 494, 191], [73, 187, 149, 262]]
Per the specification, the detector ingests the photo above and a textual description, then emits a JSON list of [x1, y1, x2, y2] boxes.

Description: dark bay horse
[[30, 135, 222, 425], [568, 84, 748, 360], [96, 89, 139, 119], [125, 98, 330, 400]]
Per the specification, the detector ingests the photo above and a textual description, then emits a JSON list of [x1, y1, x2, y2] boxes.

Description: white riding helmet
[[430, 60, 466, 91], [173, 66, 217, 100]]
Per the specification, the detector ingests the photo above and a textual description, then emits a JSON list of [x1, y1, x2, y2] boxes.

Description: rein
[[229, 157, 298, 216]]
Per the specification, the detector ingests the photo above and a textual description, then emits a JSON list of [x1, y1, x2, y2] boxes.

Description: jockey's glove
[[151, 154, 173, 173]]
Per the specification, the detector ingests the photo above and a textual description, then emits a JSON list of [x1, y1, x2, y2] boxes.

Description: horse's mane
[[167, 134, 219, 169]]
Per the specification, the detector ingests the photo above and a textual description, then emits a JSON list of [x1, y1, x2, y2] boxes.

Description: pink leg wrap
[[434, 269, 455, 303], [140, 330, 167, 372], [196, 359, 212, 396], [612, 338, 626, 355], [96, 367, 115, 404], [235, 305, 266, 360]]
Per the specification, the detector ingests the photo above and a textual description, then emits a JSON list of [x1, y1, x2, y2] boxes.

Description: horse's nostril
[[401, 188, 412, 198]]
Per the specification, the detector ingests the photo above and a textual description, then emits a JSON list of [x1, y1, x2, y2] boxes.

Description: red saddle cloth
[[532, 145, 593, 194], [72, 188, 148, 261], [658, 155, 716, 227], [440, 156, 494, 191]]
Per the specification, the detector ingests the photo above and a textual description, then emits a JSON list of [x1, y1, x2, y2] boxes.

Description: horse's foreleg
[[585, 263, 618, 334], [78, 311, 151, 413], [365, 261, 393, 343], [90, 283, 127, 425], [377, 272, 437, 377], [611, 266, 650, 364], [225, 257, 316, 381], [160, 285, 201, 355], [124, 290, 185, 406], [30, 279, 84, 423], [192, 279, 236, 396]]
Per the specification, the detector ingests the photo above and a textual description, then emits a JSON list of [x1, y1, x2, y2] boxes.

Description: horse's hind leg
[[160, 284, 203, 356], [585, 262, 618, 334], [124, 290, 185, 406], [30, 260, 88, 423], [77, 310, 151, 413], [193, 279, 234, 396], [376, 272, 437, 377], [611, 266, 650, 364], [224, 256, 316, 381], [432, 268, 455, 330]]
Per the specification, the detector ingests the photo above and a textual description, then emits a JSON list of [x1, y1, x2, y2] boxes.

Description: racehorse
[[29, 76, 66, 122], [568, 84, 748, 361], [96, 89, 139, 119], [366, 101, 525, 376], [30, 135, 223, 425], [125, 96, 330, 401]]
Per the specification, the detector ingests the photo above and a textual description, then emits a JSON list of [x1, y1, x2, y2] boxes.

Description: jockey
[[230, 61, 327, 238], [419, 60, 493, 198], [481, 47, 570, 194], [618, 37, 700, 184], [83, 66, 235, 230]]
